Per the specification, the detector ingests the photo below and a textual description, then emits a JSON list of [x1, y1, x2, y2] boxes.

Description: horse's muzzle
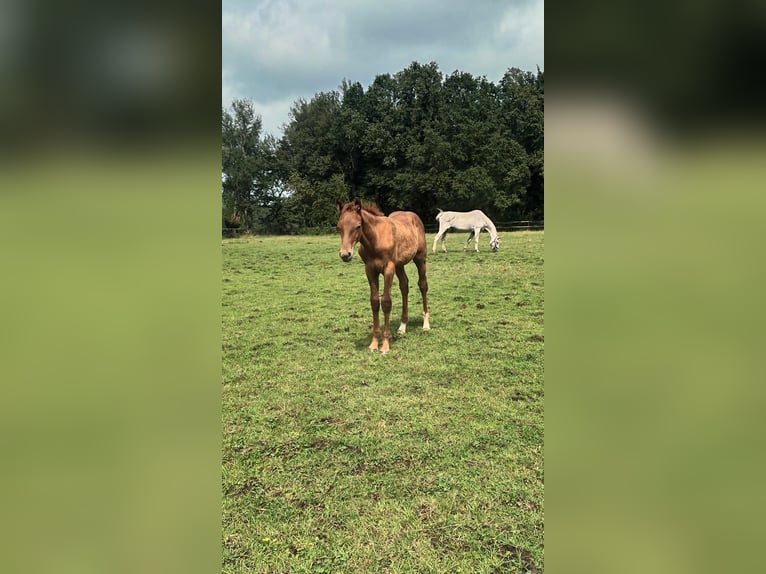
[[339, 252, 353, 262]]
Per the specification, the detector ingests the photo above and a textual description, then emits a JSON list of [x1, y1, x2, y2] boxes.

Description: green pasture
[[222, 231, 544, 573]]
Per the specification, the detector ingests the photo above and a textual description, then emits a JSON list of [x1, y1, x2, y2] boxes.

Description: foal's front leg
[[366, 269, 381, 352], [380, 264, 396, 354]]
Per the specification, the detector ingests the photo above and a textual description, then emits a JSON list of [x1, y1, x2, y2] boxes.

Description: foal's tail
[[435, 208, 443, 221]]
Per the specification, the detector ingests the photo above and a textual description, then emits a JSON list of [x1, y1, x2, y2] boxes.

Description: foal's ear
[[335, 198, 343, 212], [353, 197, 362, 213]]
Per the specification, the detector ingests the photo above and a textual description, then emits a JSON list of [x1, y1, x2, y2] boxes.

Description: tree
[[499, 68, 544, 219], [280, 90, 360, 229], [274, 61, 545, 230], [221, 99, 282, 231]]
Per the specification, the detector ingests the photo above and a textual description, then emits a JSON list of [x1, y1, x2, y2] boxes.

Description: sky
[[222, 0, 544, 138]]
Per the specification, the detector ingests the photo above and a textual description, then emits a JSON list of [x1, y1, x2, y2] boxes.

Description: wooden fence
[[424, 220, 544, 233], [223, 220, 543, 237]]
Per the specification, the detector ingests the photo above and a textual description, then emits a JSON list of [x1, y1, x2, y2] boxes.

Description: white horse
[[432, 209, 500, 253]]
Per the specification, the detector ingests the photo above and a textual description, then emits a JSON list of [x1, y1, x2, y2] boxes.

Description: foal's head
[[490, 236, 500, 252], [335, 198, 363, 262]]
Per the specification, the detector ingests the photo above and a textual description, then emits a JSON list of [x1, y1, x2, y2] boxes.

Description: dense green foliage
[[222, 62, 543, 233], [221, 100, 282, 231], [222, 232, 544, 572]]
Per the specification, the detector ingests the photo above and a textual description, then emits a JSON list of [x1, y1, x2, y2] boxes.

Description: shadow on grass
[[348, 322, 431, 353]]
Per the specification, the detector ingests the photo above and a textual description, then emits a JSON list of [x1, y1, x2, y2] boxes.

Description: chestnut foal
[[336, 198, 430, 354]]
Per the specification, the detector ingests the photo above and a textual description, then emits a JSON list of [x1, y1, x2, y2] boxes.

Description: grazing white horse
[[432, 209, 500, 253]]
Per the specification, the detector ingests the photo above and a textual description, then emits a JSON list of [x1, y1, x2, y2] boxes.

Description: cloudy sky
[[222, 0, 543, 138]]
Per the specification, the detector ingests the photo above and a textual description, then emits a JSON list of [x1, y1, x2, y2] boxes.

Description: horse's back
[[390, 210, 424, 227], [459, 209, 488, 218], [440, 210, 489, 226], [389, 211, 427, 260]]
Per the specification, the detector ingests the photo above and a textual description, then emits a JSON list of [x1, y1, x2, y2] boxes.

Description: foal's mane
[[360, 201, 384, 216], [343, 199, 384, 216]]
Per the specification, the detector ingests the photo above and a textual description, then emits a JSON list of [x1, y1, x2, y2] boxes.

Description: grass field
[[222, 231, 544, 573]]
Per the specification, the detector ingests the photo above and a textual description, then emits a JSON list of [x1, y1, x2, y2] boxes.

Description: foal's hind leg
[[395, 265, 409, 334], [414, 255, 430, 331]]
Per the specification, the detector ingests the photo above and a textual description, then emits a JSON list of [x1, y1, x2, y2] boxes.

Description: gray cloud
[[222, 0, 543, 136]]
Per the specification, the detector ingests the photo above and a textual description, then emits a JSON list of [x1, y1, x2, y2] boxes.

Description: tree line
[[222, 61, 543, 233]]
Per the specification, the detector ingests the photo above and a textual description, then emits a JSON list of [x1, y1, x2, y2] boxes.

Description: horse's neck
[[360, 210, 384, 246], [484, 218, 498, 239]]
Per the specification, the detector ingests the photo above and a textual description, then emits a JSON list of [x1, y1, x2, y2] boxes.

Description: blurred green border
[[0, 147, 222, 574]]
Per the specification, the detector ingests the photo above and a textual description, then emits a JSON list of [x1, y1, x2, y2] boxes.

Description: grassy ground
[[222, 231, 544, 573]]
